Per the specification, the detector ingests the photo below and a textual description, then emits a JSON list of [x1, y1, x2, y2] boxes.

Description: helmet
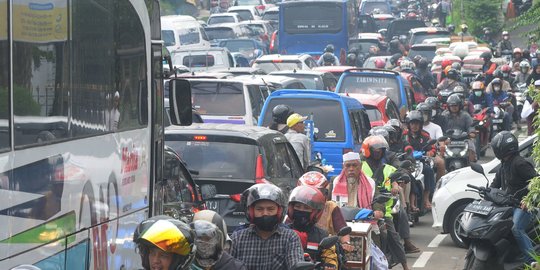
[[502, 31, 509, 36], [406, 110, 423, 125], [501, 64, 512, 74], [324, 44, 335, 53], [381, 125, 397, 142], [425, 96, 440, 109], [192, 210, 231, 250], [361, 135, 389, 158], [191, 220, 223, 268], [520, 60, 531, 69], [390, 53, 403, 66], [346, 53, 357, 66], [417, 58, 429, 69], [369, 126, 390, 143], [491, 78, 502, 86], [272, 104, 293, 124], [513, 47, 522, 55], [386, 119, 402, 142], [400, 59, 415, 70], [372, 8, 381, 14], [287, 186, 326, 227], [480, 51, 492, 62], [134, 215, 196, 270], [461, 24, 468, 30], [322, 52, 335, 64], [493, 69, 504, 79], [441, 59, 453, 69], [490, 131, 518, 159], [447, 68, 460, 81], [447, 24, 455, 32], [431, 18, 440, 26], [245, 184, 287, 222], [471, 81, 485, 91], [416, 102, 432, 122], [451, 62, 461, 71], [298, 171, 329, 189], [375, 58, 386, 69], [447, 93, 463, 108]]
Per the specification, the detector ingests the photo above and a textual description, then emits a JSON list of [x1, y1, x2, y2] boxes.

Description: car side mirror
[[169, 79, 193, 126], [201, 184, 217, 200]]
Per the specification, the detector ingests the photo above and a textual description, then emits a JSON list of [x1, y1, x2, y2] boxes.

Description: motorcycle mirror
[[319, 236, 339, 250], [291, 261, 315, 270], [338, 226, 352, 236], [470, 163, 490, 188]]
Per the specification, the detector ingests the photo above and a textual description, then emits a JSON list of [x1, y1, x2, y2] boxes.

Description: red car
[[347, 93, 401, 127]]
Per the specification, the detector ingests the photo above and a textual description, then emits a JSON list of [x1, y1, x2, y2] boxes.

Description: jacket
[[285, 129, 311, 169], [362, 161, 397, 218], [402, 129, 436, 155], [288, 224, 338, 268], [192, 252, 248, 270], [468, 92, 494, 112], [490, 154, 537, 201], [441, 110, 474, 133]]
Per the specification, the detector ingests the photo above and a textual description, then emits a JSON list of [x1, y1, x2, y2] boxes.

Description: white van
[[185, 78, 272, 125], [172, 47, 234, 72], [161, 15, 211, 52]]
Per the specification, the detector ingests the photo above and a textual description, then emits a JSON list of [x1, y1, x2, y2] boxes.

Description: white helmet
[[400, 59, 415, 70], [502, 31, 509, 36], [520, 60, 531, 69]]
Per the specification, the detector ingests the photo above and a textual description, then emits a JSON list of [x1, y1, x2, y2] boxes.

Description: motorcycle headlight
[[488, 212, 503, 223], [479, 120, 484, 125], [445, 147, 454, 157]]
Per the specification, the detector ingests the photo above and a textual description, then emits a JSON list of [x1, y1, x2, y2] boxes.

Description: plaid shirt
[[230, 225, 304, 270]]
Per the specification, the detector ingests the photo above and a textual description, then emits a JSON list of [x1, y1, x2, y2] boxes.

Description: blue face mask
[[474, 91, 483, 97]]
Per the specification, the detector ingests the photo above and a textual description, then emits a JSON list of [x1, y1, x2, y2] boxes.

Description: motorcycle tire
[[464, 248, 488, 270]]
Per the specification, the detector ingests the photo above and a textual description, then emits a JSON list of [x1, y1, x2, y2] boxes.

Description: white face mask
[[494, 86, 501, 92]]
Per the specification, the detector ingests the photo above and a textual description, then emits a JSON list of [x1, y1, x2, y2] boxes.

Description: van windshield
[[262, 98, 345, 142], [338, 75, 401, 106], [208, 16, 235, 25], [178, 27, 201, 45], [167, 140, 257, 179], [253, 61, 302, 73], [191, 81, 246, 116]]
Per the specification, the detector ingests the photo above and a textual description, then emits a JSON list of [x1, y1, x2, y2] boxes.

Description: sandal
[[410, 206, 420, 213]]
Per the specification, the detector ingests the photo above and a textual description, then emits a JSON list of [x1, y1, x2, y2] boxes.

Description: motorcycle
[[407, 140, 437, 223], [300, 226, 352, 270], [461, 164, 540, 270], [472, 104, 490, 157], [444, 129, 470, 172], [491, 102, 507, 137], [438, 85, 466, 110], [513, 82, 528, 119]]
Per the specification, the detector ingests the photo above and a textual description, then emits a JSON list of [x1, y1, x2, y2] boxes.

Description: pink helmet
[[297, 171, 328, 189], [375, 58, 386, 69]]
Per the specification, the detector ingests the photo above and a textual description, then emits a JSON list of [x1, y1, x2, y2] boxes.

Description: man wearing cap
[[285, 113, 311, 170]]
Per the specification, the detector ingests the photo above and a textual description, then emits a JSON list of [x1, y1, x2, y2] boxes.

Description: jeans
[[422, 165, 436, 193], [512, 208, 534, 263]]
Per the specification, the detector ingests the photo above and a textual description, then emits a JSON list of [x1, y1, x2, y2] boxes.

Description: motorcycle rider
[[416, 57, 436, 95], [487, 77, 514, 131], [442, 94, 476, 162], [525, 63, 540, 86], [515, 61, 532, 84], [447, 24, 455, 34], [389, 53, 403, 70], [402, 111, 437, 211], [268, 104, 294, 134], [191, 220, 247, 270], [490, 131, 537, 264], [317, 45, 340, 66], [468, 81, 493, 115], [436, 68, 463, 94], [417, 103, 446, 181], [480, 51, 498, 84], [133, 215, 196, 270], [386, 119, 405, 153], [500, 64, 515, 86], [230, 184, 304, 270], [286, 186, 338, 270], [482, 27, 497, 48], [425, 96, 446, 127], [497, 31, 514, 57], [513, 48, 524, 64], [458, 24, 471, 39]]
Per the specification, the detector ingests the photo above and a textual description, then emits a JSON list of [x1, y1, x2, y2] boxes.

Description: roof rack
[[343, 68, 399, 76]]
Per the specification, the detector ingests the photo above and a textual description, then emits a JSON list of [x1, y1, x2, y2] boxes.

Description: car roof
[[205, 23, 239, 29], [186, 77, 265, 85], [409, 27, 449, 34], [239, 20, 269, 25], [313, 66, 355, 72], [342, 67, 400, 77], [347, 93, 387, 106], [269, 70, 326, 76], [209, 12, 239, 17], [372, 14, 394, 19], [172, 72, 234, 79], [265, 6, 279, 12], [410, 44, 437, 49], [165, 123, 281, 140], [172, 47, 229, 54], [256, 54, 310, 61], [236, 74, 302, 84], [213, 67, 267, 74], [228, 5, 257, 11], [267, 89, 365, 108]]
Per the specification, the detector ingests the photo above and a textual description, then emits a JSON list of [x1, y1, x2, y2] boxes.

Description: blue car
[[258, 90, 372, 177]]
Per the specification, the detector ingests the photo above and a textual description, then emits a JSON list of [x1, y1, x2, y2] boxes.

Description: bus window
[[0, 0, 8, 151]]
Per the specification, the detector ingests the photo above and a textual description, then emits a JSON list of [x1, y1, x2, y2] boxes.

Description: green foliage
[[523, 86, 540, 210], [511, 1, 540, 43], [0, 85, 41, 117], [450, 0, 503, 37]]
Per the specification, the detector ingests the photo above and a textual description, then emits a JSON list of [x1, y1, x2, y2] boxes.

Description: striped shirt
[[230, 225, 304, 270]]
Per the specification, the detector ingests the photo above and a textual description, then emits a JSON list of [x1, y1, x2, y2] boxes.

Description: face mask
[[504, 36, 509, 40], [474, 90, 482, 97], [522, 68, 529, 73], [494, 86, 501, 92], [253, 215, 279, 231], [196, 240, 218, 259], [432, 109, 437, 117], [292, 210, 312, 231]]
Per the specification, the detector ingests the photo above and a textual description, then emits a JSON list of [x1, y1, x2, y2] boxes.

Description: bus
[[278, 0, 359, 60], [0, 0, 192, 269]]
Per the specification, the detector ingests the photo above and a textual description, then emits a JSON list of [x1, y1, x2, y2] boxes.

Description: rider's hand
[[374, 210, 384, 219], [521, 200, 528, 210], [391, 182, 400, 196], [341, 243, 354, 252]]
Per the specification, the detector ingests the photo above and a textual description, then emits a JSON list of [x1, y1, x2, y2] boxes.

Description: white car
[[207, 13, 242, 25], [432, 134, 536, 248], [228, 5, 262, 21], [252, 54, 318, 73]]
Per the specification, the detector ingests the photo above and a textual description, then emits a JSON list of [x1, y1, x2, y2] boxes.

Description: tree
[[511, 1, 540, 41], [450, 0, 503, 37]]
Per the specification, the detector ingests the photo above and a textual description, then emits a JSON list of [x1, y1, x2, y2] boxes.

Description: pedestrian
[[285, 113, 311, 170], [436, 0, 450, 27]]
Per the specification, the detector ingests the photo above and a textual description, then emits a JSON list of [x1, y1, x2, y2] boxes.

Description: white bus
[[0, 0, 193, 269]]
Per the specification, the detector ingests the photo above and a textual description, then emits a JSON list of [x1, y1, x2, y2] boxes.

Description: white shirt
[[284, 129, 311, 169], [423, 122, 443, 140]]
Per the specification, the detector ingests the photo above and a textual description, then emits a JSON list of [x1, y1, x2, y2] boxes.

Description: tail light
[[256, 5, 265, 10], [255, 154, 265, 179], [343, 148, 353, 154], [270, 31, 277, 52], [230, 194, 242, 202]]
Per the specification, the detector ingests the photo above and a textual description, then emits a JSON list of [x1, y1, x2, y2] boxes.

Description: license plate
[[464, 203, 493, 215], [492, 119, 503, 123], [450, 141, 466, 146], [206, 199, 220, 211]]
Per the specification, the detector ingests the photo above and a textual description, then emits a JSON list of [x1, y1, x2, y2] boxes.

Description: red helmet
[[441, 59, 453, 69], [298, 171, 328, 189], [406, 12, 418, 19], [287, 186, 326, 226], [375, 58, 386, 69], [501, 64, 512, 73]]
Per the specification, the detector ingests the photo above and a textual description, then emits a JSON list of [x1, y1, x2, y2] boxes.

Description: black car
[[165, 123, 304, 231], [385, 19, 426, 41]]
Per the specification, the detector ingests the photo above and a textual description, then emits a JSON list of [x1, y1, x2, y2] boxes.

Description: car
[[358, 14, 379, 33], [235, 74, 307, 91], [258, 90, 372, 177], [219, 38, 267, 63], [161, 15, 211, 52], [385, 18, 426, 41], [228, 5, 262, 21], [213, 67, 267, 76], [269, 70, 338, 91], [252, 54, 318, 73], [234, 0, 275, 14], [171, 47, 234, 72], [432, 134, 537, 248], [186, 77, 271, 125], [348, 94, 401, 126], [336, 68, 416, 119], [312, 66, 355, 79], [239, 20, 275, 49], [408, 27, 450, 47], [165, 123, 304, 232], [205, 23, 254, 46], [359, 0, 392, 15], [349, 36, 386, 59], [408, 44, 437, 62], [372, 13, 395, 31], [207, 12, 243, 25], [262, 6, 279, 28]]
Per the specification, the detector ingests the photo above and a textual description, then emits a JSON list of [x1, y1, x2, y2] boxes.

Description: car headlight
[[438, 171, 459, 189]]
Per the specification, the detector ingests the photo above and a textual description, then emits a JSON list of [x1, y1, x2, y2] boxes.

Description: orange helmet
[[361, 135, 389, 158], [441, 59, 453, 69]]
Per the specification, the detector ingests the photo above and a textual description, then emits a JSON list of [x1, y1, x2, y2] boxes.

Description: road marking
[[412, 251, 434, 268], [427, 234, 447, 248]]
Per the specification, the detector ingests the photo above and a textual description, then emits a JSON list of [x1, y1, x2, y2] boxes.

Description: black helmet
[[369, 126, 390, 143], [245, 183, 287, 222], [381, 125, 397, 142], [491, 78, 502, 86], [493, 69, 504, 79], [447, 68, 460, 81], [390, 53, 403, 66], [406, 110, 423, 125], [448, 24, 455, 32], [480, 51, 492, 62], [134, 215, 196, 270], [490, 131, 518, 159], [447, 93, 463, 108], [417, 58, 429, 69], [324, 44, 335, 53], [416, 102, 432, 122], [386, 119, 402, 142], [191, 220, 223, 268], [346, 53, 357, 66], [322, 52, 335, 64], [425, 97, 440, 109], [272, 104, 293, 124]]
